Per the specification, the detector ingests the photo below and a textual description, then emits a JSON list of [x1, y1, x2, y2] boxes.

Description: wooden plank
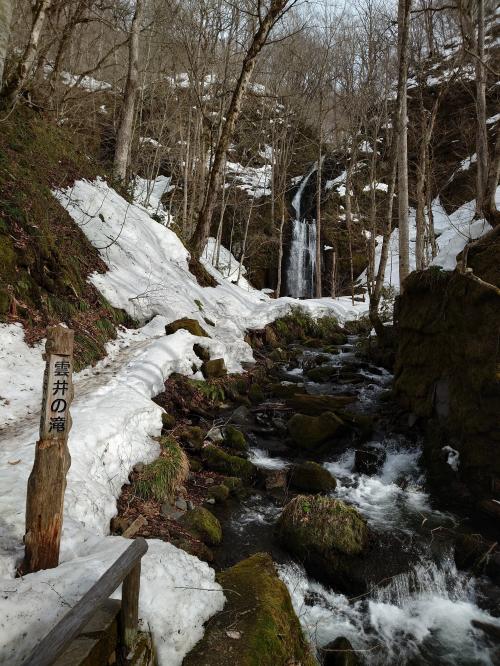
[[23, 324, 74, 573], [22, 538, 148, 666], [120, 561, 141, 651], [122, 515, 147, 539]]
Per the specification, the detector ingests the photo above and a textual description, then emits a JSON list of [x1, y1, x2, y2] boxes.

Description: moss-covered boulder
[[287, 394, 356, 415], [224, 425, 247, 452], [222, 476, 244, 494], [165, 317, 210, 338], [290, 462, 336, 493], [270, 383, 307, 399], [277, 496, 368, 557], [208, 484, 230, 503], [202, 445, 256, 481], [183, 553, 317, 666], [180, 507, 222, 546], [276, 496, 371, 592], [201, 358, 227, 379], [287, 412, 343, 451]]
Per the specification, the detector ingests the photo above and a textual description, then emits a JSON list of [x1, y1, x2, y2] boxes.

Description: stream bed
[[212, 340, 500, 665]]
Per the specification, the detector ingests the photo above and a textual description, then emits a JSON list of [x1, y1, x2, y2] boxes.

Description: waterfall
[[287, 164, 318, 298]]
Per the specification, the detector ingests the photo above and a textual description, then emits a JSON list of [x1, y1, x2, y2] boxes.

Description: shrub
[[134, 438, 189, 502]]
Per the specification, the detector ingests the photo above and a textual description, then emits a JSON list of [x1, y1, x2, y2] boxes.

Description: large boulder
[[202, 445, 256, 481], [180, 507, 222, 546], [354, 447, 386, 475], [289, 461, 336, 493], [276, 496, 371, 592], [224, 425, 248, 452], [183, 553, 317, 666], [287, 412, 343, 451], [165, 317, 209, 337]]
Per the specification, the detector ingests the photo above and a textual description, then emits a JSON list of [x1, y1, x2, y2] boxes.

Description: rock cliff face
[[394, 230, 500, 502]]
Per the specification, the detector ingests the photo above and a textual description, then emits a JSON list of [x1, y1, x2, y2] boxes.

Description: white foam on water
[[248, 447, 289, 470], [279, 558, 500, 665]]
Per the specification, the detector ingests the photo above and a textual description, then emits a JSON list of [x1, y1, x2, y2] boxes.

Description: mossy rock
[[202, 358, 227, 379], [180, 426, 205, 450], [224, 425, 247, 452], [165, 317, 210, 338], [202, 445, 256, 481], [222, 476, 244, 494], [248, 383, 265, 404], [183, 553, 317, 666], [161, 412, 176, 430], [306, 365, 336, 383], [193, 342, 211, 362], [290, 462, 337, 493], [208, 484, 230, 503], [287, 394, 356, 416], [287, 412, 344, 451], [188, 457, 203, 473], [276, 495, 368, 557], [180, 507, 222, 546]]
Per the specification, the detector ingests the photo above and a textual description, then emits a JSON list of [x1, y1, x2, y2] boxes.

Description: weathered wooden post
[[23, 324, 74, 573]]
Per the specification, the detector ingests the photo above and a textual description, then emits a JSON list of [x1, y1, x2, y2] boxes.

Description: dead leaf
[[226, 631, 241, 640], [8, 460, 21, 465]]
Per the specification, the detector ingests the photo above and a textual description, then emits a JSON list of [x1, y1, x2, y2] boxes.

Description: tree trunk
[[2, 0, 53, 105], [276, 194, 285, 298], [396, 0, 412, 290], [415, 112, 427, 271], [191, 0, 291, 257], [0, 0, 13, 89], [345, 166, 355, 306], [475, 0, 488, 217], [113, 0, 144, 183]]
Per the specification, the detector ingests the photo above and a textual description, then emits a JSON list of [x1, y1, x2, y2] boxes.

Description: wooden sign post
[[23, 324, 74, 573]]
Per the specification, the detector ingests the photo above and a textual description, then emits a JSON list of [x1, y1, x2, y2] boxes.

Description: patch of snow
[[225, 160, 272, 198], [133, 175, 174, 223]]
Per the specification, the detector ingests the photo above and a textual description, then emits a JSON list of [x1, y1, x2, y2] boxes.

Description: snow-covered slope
[[0, 178, 368, 665]]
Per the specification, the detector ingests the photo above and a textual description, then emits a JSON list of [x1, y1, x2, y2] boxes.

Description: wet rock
[[201, 358, 227, 379], [193, 343, 211, 362], [320, 636, 360, 666], [165, 317, 209, 338], [290, 461, 337, 493], [455, 532, 500, 583], [180, 507, 222, 545], [202, 445, 256, 481], [287, 394, 357, 416], [354, 447, 386, 475], [224, 425, 247, 452], [222, 476, 244, 494], [206, 426, 224, 443], [287, 412, 344, 451], [183, 553, 316, 666], [161, 412, 176, 430], [260, 468, 288, 491], [208, 484, 230, 503]]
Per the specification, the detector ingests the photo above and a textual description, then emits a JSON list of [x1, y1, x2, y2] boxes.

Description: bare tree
[[114, 0, 145, 183], [190, 0, 298, 257], [1, 0, 53, 105]]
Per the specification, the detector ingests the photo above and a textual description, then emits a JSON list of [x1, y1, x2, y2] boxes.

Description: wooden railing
[[23, 538, 148, 666]]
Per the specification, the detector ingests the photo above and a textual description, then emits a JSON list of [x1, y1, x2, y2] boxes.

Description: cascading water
[[286, 164, 318, 298]]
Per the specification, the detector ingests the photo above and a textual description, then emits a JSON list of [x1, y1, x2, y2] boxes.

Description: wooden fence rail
[[23, 538, 148, 666]]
